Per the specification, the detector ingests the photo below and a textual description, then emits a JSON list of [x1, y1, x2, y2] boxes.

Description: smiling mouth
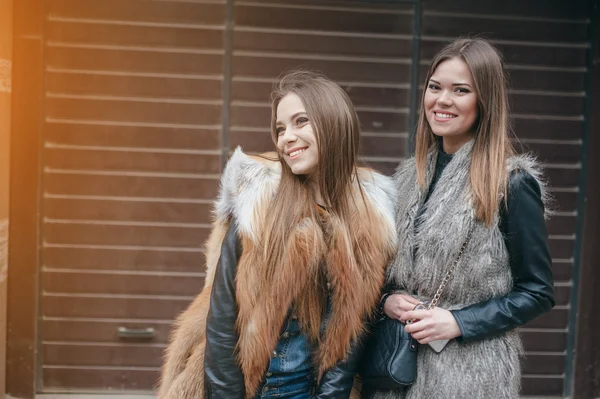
[[434, 112, 457, 120], [288, 148, 307, 157]]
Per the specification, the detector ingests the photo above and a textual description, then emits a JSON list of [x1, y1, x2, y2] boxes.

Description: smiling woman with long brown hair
[[364, 38, 555, 399], [157, 70, 397, 399]]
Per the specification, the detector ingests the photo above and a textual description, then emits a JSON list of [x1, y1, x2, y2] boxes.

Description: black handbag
[[359, 226, 473, 390], [359, 317, 418, 389]]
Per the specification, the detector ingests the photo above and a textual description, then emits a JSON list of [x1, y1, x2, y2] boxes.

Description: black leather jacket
[[450, 170, 555, 341], [204, 220, 361, 398]]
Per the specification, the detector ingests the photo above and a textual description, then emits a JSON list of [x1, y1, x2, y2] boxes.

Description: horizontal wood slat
[[235, 3, 414, 34], [522, 377, 564, 396], [46, 72, 223, 101], [45, 122, 221, 151], [422, 14, 588, 43], [234, 55, 412, 84], [43, 343, 165, 368], [47, 47, 224, 75], [43, 295, 191, 320], [48, 0, 227, 25], [234, 29, 413, 58], [522, 330, 567, 353], [43, 367, 158, 391], [43, 271, 205, 296], [47, 98, 222, 126], [44, 223, 210, 248], [423, 0, 589, 19], [44, 197, 212, 224], [47, 21, 224, 50], [43, 319, 172, 344], [44, 173, 220, 199], [44, 247, 206, 273], [44, 148, 221, 175]]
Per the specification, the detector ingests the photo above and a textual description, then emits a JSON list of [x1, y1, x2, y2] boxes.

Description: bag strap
[[427, 225, 474, 310]]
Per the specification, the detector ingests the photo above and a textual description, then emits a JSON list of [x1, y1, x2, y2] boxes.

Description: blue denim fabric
[[253, 314, 315, 398]]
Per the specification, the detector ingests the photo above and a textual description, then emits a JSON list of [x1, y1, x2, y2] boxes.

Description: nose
[[280, 126, 298, 144], [436, 90, 453, 107]]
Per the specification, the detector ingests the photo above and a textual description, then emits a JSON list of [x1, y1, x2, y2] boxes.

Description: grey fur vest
[[372, 141, 549, 399]]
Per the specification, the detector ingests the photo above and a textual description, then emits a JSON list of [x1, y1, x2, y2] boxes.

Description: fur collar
[[389, 140, 550, 301], [213, 148, 397, 396]]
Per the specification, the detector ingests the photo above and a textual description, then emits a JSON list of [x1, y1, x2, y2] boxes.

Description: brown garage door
[[40, 0, 225, 390], [38, 0, 418, 392], [36, 0, 590, 395]]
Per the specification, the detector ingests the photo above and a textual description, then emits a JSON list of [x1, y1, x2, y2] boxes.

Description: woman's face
[[423, 57, 478, 153], [275, 93, 319, 177]]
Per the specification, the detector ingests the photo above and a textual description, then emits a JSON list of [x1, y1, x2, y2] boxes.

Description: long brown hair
[[415, 37, 515, 226], [260, 70, 365, 339]]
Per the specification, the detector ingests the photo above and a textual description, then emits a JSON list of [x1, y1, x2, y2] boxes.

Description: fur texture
[[372, 142, 549, 399], [158, 148, 397, 399]]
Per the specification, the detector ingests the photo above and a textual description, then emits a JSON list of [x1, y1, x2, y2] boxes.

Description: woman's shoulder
[[356, 167, 397, 226], [506, 153, 553, 217], [506, 153, 546, 190], [214, 147, 281, 238], [357, 167, 395, 197]]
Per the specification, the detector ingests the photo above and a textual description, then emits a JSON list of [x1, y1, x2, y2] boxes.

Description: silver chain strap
[[427, 226, 474, 310]]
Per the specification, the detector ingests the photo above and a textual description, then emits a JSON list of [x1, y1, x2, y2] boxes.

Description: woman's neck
[[442, 135, 473, 154]]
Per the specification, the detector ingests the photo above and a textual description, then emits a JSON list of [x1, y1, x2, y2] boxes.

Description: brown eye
[[428, 83, 440, 91], [276, 126, 285, 136]]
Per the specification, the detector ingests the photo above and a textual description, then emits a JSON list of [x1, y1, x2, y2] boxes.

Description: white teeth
[[435, 112, 456, 119], [290, 149, 306, 157]]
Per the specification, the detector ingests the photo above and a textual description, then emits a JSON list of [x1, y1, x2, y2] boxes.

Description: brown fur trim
[[158, 150, 397, 398], [236, 219, 325, 397], [316, 196, 394, 377], [156, 220, 229, 399]]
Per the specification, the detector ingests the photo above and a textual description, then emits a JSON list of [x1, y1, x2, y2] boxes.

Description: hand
[[383, 294, 420, 320], [401, 307, 462, 344]]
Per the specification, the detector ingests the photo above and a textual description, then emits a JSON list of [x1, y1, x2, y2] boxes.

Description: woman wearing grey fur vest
[[365, 38, 555, 399]]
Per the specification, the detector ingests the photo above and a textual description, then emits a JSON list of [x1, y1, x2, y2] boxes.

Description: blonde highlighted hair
[[415, 37, 515, 226]]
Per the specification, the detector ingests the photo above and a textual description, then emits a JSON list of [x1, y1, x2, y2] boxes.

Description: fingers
[[384, 294, 419, 319], [399, 294, 420, 305], [400, 309, 430, 323], [405, 325, 436, 344]]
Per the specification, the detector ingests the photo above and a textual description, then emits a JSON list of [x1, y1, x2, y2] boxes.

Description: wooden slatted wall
[[34, 0, 590, 395], [229, 0, 416, 172], [420, 0, 590, 396], [40, 0, 226, 390]]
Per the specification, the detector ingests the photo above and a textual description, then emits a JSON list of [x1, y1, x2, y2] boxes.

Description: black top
[[413, 147, 555, 341]]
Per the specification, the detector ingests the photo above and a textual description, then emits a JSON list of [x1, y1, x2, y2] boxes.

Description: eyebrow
[[429, 79, 472, 88], [276, 111, 307, 125]]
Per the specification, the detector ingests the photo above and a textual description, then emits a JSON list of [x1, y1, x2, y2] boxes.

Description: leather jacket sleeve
[[314, 339, 362, 399], [204, 220, 245, 398], [451, 170, 555, 342]]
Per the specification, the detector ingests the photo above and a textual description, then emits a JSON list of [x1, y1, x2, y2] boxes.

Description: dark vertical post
[[571, 1, 600, 397], [565, 0, 599, 397]]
